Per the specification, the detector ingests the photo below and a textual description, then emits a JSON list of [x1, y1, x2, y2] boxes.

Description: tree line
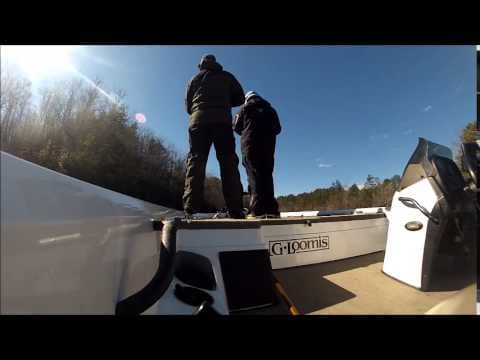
[[277, 175, 402, 212]]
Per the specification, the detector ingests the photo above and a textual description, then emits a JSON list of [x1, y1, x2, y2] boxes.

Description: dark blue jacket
[[233, 97, 281, 139]]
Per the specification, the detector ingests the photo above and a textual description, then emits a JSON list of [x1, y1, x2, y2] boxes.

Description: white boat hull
[[1, 151, 182, 314], [264, 217, 387, 269]]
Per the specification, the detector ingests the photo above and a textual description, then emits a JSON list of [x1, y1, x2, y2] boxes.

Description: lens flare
[[135, 113, 147, 124]]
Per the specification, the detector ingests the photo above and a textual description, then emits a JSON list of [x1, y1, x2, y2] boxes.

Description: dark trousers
[[183, 123, 243, 213], [242, 135, 279, 216]]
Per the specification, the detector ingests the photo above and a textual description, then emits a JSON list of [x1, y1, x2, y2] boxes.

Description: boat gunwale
[[176, 213, 386, 230]]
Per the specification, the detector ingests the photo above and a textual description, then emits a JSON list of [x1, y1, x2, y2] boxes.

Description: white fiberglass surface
[[383, 178, 439, 288], [1, 152, 181, 314]]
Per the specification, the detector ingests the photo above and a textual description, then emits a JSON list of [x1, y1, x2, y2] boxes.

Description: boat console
[[383, 138, 477, 291]]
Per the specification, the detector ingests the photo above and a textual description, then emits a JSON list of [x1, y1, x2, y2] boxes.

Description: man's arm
[[233, 109, 245, 135], [185, 79, 194, 115], [228, 73, 245, 107], [271, 108, 282, 135]]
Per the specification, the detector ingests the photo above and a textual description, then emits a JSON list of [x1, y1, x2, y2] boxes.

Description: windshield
[[407, 138, 453, 165], [426, 141, 453, 160]]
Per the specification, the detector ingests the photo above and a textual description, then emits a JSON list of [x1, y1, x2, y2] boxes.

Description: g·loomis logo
[[269, 236, 330, 256]]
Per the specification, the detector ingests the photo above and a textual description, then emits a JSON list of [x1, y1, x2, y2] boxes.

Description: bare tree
[[1, 72, 32, 150]]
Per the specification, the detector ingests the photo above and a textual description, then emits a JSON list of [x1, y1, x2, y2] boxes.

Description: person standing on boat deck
[[183, 54, 245, 219], [234, 91, 282, 219]]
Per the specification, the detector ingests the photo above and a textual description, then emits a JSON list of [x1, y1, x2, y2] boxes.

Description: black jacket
[[233, 97, 282, 138], [185, 60, 245, 126]]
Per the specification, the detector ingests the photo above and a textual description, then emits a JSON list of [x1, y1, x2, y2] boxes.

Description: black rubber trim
[[179, 220, 261, 229], [115, 218, 180, 315], [177, 214, 385, 230]]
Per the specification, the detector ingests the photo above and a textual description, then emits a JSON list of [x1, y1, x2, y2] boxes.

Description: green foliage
[[460, 122, 477, 144], [455, 121, 478, 179]]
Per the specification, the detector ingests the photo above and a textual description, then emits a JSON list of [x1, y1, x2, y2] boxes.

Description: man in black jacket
[[183, 54, 245, 218], [234, 91, 282, 218]]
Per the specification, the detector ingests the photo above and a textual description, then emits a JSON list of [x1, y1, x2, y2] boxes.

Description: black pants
[[242, 134, 279, 216], [183, 123, 243, 213]]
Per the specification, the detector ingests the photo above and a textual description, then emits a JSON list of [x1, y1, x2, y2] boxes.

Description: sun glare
[[2, 45, 121, 106], [2, 45, 78, 81]]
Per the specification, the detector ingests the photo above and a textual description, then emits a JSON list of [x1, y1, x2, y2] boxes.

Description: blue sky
[[5, 45, 476, 196]]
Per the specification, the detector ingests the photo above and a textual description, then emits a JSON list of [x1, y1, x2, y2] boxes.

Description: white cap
[[245, 91, 259, 102]]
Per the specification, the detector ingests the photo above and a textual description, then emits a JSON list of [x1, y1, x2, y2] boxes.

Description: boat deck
[[245, 251, 475, 315]]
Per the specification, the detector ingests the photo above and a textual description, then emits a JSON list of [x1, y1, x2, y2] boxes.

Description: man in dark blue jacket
[[234, 91, 282, 218]]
